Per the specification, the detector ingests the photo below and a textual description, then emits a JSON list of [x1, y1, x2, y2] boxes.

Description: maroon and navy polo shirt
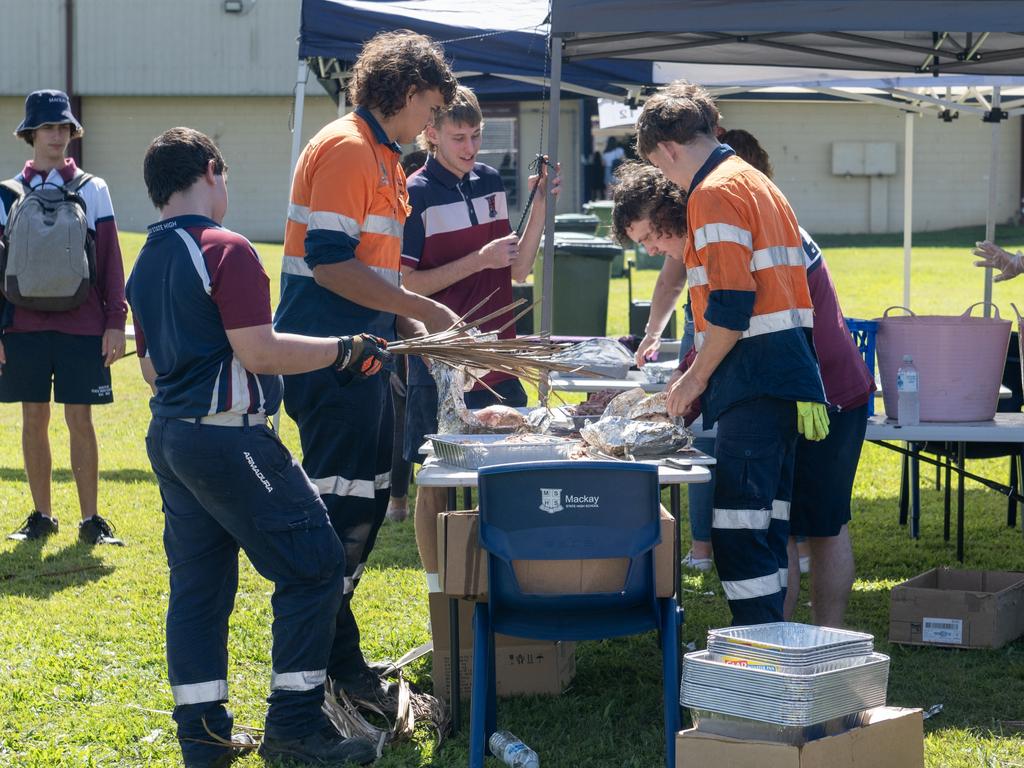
[[403, 156, 515, 387], [126, 215, 282, 419]]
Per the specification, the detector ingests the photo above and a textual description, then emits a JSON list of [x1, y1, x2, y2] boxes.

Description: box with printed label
[[436, 506, 676, 599], [676, 707, 924, 768], [428, 593, 576, 701], [889, 567, 1024, 649]]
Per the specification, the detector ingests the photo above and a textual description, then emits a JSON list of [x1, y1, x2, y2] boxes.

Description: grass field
[[1, 227, 1024, 767]]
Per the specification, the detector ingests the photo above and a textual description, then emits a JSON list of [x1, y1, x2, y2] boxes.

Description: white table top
[[415, 456, 712, 488], [691, 412, 1024, 442]]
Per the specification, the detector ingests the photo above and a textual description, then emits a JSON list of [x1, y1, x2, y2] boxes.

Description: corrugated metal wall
[[0, 0, 66, 94]]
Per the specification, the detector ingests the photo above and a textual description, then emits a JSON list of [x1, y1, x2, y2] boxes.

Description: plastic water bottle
[[489, 730, 540, 768], [896, 354, 920, 426]]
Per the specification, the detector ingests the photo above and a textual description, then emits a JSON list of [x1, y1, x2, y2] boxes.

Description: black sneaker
[[78, 515, 125, 546], [258, 726, 376, 765], [7, 511, 58, 541], [334, 666, 398, 715]]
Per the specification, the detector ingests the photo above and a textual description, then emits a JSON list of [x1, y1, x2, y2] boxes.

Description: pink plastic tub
[[875, 303, 1010, 422]]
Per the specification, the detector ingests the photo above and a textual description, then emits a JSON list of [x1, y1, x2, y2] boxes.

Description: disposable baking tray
[[690, 708, 871, 745], [425, 433, 578, 470], [707, 622, 874, 666]]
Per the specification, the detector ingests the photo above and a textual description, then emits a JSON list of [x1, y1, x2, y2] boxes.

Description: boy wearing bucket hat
[[1, 89, 128, 546]]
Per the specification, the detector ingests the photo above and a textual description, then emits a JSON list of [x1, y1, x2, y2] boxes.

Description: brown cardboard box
[[428, 593, 576, 701], [676, 707, 924, 768], [437, 506, 676, 598], [889, 567, 1024, 649]]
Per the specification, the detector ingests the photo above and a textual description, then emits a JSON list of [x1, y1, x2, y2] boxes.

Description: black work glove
[[334, 334, 391, 379]]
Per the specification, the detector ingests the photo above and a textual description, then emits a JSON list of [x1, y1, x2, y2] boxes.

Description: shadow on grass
[[0, 539, 113, 598], [0, 466, 155, 484]]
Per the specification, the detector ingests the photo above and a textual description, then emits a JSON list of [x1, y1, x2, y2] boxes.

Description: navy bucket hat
[[15, 89, 83, 137]]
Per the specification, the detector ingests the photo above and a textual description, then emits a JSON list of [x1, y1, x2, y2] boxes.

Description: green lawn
[[1, 228, 1024, 766]]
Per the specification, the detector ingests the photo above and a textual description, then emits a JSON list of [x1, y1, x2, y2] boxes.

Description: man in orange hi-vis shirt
[[273, 31, 459, 712], [637, 81, 827, 626]]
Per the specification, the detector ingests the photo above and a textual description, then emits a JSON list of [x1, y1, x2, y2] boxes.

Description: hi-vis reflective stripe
[[281, 255, 399, 286], [694, 307, 813, 350], [694, 222, 753, 251], [750, 245, 804, 272], [343, 562, 366, 595], [314, 471, 393, 499], [687, 265, 708, 287], [712, 502, 789, 530], [270, 669, 326, 692], [176, 229, 212, 295], [171, 679, 228, 705], [363, 214, 402, 238], [287, 203, 310, 225], [308, 211, 361, 239], [721, 568, 788, 601]]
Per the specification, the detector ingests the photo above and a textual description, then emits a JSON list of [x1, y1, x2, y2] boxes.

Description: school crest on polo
[[485, 194, 498, 218], [539, 488, 563, 514]]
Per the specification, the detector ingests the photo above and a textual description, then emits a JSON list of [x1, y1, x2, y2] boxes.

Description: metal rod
[[984, 86, 1002, 317], [903, 112, 914, 309]]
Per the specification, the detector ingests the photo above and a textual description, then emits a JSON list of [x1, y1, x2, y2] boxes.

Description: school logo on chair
[[539, 488, 564, 514]]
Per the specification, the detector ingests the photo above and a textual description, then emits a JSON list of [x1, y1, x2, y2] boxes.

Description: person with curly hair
[[273, 30, 459, 714]]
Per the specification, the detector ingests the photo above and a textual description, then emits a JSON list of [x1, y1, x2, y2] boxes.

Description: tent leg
[[289, 60, 308, 186], [984, 86, 1002, 317], [902, 111, 914, 310], [540, 34, 562, 401]]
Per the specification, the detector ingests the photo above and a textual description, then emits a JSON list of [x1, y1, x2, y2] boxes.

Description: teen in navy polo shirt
[[400, 85, 559, 590], [126, 127, 385, 768]]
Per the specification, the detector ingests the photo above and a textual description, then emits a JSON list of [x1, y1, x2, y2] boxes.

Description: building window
[[480, 110, 518, 209]]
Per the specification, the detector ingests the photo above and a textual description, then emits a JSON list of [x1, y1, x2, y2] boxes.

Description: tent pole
[[902, 111, 914, 309], [984, 86, 1002, 317], [539, 34, 562, 401], [289, 60, 309, 184]]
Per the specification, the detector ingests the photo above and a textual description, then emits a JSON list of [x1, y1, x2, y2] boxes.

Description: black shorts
[[0, 331, 113, 405], [790, 402, 869, 538], [403, 377, 528, 464]]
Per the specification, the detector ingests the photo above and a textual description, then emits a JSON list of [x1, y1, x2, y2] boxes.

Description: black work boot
[[7, 511, 58, 541], [258, 726, 376, 765], [334, 665, 398, 715]]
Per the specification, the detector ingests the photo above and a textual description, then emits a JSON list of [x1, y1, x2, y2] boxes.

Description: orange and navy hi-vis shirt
[[273, 106, 408, 340], [685, 146, 825, 424]]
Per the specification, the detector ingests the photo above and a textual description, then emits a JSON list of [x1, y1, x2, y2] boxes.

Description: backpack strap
[[0, 178, 28, 200], [63, 172, 93, 194]]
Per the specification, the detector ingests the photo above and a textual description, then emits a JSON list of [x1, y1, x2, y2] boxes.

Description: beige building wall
[[717, 100, 1021, 234]]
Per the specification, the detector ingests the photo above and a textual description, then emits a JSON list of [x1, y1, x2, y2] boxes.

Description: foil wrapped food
[[580, 416, 693, 458]]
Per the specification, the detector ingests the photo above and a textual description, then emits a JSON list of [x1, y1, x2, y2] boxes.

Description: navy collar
[[424, 154, 480, 190], [354, 106, 403, 154], [146, 214, 219, 235], [689, 144, 735, 195]]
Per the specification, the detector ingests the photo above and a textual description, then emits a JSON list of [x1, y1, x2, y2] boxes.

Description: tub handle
[[882, 306, 915, 318], [961, 301, 1002, 319]]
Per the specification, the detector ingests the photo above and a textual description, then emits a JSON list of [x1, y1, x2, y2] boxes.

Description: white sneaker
[[682, 550, 713, 572]]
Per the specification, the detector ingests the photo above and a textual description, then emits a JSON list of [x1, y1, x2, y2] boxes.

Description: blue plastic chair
[[469, 461, 682, 768]]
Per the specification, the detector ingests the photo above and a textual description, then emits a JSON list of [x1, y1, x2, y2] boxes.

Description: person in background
[[602, 136, 626, 195], [400, 84, 558, 593], [635, 82, 827, 625], [1, 89, 127, 546]]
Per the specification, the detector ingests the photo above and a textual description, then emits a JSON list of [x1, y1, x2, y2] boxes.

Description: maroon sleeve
[[202, 231, 273, 330], [95, 217, 128, 331]]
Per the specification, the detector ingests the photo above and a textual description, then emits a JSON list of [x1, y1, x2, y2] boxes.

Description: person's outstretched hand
[[973, 240, 1024, 283]]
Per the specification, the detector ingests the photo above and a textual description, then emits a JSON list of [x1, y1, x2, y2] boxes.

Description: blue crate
[[844, 318, 878, 416]]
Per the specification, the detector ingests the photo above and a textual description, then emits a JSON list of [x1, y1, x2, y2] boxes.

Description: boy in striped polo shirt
[[637, 81, 827, 625]]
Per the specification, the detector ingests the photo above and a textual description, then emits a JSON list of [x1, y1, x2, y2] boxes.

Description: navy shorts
[[403, 377, 528, 464], [0, 331, 112, 405], [790, 402, 869, 537]]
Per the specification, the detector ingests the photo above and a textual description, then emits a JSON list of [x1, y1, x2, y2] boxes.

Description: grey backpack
[[0, 173, 96, 311]]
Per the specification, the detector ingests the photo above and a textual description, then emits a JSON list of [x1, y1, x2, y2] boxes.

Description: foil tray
[[426, 433, 577, 470]]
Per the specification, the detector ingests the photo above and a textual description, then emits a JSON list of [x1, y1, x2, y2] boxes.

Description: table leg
[[669, 484, 681, 601], [957, 441, 966, 563], [445, 487, 460, 734], [463, 487, 472, 511], [910, 444, 921, 540], [898, 449, 910, 526], [943, 453, 952, 541]]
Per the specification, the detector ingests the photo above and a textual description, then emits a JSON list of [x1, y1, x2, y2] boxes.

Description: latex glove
[[796, 401, 830, 442], [335, 334, 391, 378], [973, 240, 1024, 283]]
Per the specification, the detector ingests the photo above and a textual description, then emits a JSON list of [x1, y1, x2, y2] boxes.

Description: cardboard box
[[437, 506, 676, 598], [676, 706, 924, 768], [889, 567, 1024, 649], [428, 593, 576, 701]]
